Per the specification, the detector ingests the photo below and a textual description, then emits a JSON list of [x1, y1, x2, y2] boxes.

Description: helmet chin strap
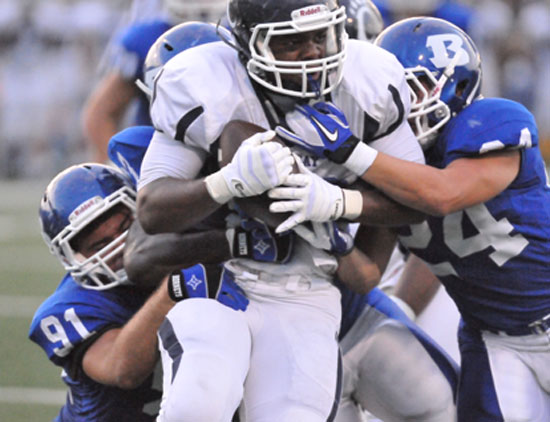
[[218, 19, 251, 61]]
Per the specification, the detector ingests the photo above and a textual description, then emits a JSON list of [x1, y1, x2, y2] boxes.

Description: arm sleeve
[[66, 323, 120, 380], [138, 130, 207, 189]]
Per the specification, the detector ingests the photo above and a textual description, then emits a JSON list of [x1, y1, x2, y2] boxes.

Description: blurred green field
[[0, 181, 67, 421]]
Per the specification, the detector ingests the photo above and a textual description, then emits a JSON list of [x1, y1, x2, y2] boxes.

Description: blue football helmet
[[375, 17, 482, 148], [39, 163, 136, 290], [340, 0, 384, 42], [137, 21, 231, 98], [227, 0, 347, 98]]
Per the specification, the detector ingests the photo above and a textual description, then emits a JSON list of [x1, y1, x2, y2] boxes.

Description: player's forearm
[[337, 248, 381, 294], [354, 187, 426, 226], [82, 74, 133, 163], [125, 226, 230, 287], [137, 177, 223, 234], [361, 153, 452, 216], [393, 254, 441, 316], [87, 278, 175, 389], [82, 106, 118, 163], [354, 225, 398, 279]]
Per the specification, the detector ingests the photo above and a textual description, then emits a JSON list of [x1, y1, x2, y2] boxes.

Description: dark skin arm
[[351, 179, 426, 227], [393, 253, 442, 316], [138, 177, 223, 234], [124, 220, 231, 289], [137, 120, 284, 235], [336, 247, 381, 294]]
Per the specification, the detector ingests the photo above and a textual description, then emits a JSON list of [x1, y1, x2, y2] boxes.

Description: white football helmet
[[228, 0, 347, 99]]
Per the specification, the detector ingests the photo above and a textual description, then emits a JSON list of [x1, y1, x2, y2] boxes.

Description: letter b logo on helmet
[[427, 34, 470, 69]]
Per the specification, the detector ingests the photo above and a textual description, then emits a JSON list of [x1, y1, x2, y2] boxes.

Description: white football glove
[[205, 130, 294, 204], [268, 156, 362, 233]]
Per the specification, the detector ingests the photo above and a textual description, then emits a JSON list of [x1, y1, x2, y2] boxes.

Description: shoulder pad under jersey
[[108, 125, 154, 186], [439, 97, 538, 165]]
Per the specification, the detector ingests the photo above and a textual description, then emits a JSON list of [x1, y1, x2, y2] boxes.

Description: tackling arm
[[81, 277, 174, 389], [82, 73, 136, 163], [336, 224, 398, 294], [362, 149, 521, 216], [336, 248, 381, 294]]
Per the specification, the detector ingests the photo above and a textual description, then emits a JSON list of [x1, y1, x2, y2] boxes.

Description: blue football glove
[[293, 221, 354, 256], [226, 213, 295, 263], [215, 268, 249, 311], [276, 102, 360, 163], [167, 264, 249, 311]]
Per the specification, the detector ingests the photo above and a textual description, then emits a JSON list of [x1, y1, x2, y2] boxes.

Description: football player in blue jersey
[[28, 162, 251, 422], [29, 164, 171, 422], [271, 17, 550, 422], [81, 0, 226, 163]]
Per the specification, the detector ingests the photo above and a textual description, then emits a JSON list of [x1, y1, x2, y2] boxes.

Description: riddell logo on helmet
[[300, 6, 322, 16], [292, 5, 329, 21], [69, 196, 103, 223]]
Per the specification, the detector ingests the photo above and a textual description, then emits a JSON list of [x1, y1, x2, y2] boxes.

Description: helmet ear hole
[[456, 79, 469, 97]]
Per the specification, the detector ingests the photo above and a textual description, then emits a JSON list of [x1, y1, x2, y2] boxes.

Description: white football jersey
[[141, 38, 423, 285]]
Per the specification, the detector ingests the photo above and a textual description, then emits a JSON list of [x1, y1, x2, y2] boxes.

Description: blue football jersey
[[108, 19, 173, 126], [398, 98, 550, 333], [108, 125, 155, 187], [29, 274, 161, 421]]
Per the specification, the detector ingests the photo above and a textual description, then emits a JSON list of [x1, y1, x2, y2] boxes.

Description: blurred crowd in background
[[0, 0, 548, 179]]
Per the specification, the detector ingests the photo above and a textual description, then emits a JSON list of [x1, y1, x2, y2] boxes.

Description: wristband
[[226, 227, 251, 258], [167, 271, 188, 302], [204, 170, 232, 204], [343, 142, 378, 176], [342, 189, 363, 220]]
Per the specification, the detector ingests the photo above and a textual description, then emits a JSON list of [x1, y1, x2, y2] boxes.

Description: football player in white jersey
[[137, 1, 437, 421]]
